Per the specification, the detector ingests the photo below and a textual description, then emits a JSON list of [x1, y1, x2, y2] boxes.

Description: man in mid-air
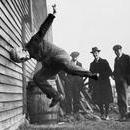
[[10, 5, 98, 108]]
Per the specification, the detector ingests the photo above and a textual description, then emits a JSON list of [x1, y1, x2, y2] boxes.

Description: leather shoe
[[117, 116, 127, 122], [49, 94, 63, 108], [105, 116, 110, 120]]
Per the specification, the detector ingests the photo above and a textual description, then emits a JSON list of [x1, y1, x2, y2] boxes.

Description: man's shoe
[[49, 94, 63, 108], [119, 117, 127, 122], [116, 116, 127, 122], [100, 115, 106, 120], [105, 116, 110, 120]]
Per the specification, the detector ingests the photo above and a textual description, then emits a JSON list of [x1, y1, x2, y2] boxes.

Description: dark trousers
[[71, 85, 81, 113], [33, 66, 59, 99], [65, 88, 73, 114], [115, 78, 128, 117]]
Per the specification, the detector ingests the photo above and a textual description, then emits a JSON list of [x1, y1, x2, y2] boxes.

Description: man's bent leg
[[33, 75, 58, 99], [33, 67, 63, 107], [33, 67, 59, 98]]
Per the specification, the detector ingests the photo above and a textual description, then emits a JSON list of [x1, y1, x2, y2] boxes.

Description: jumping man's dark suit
[[23, 12, 98, 107]]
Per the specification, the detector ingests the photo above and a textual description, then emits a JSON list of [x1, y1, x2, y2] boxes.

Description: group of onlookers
[[59, 44, 130, 122]]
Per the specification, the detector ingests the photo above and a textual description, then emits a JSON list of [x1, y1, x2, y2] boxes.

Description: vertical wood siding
[[0, 0, 49, 129]]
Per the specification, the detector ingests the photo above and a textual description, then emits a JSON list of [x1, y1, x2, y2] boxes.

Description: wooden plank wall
[[0, 0, 50, 129]]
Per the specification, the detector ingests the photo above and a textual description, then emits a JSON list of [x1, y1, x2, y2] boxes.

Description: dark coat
[[113, 54, 130, 85], [25, 13, 92, 80], [25, 13, 70, 68], [68, 61, 84, 90], [89, 58, 113, 105], [24, 12, 95, 101]]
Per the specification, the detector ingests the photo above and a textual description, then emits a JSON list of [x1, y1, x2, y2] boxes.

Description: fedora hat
[[113, 44, 122, 51], [70, 51, 80, 57], [90, 47, 101, 53]]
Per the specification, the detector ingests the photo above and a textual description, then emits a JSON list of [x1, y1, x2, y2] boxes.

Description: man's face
[[92, 51, 99, 59], [72, 56, 78, 62], [114, 49, 122, 57]]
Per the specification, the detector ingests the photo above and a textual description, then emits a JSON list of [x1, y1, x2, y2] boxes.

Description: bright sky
[[47, 0, 130, 70]]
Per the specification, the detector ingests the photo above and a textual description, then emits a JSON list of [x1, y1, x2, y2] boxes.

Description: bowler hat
[[90, 47, 101, 53], [113, 44, 122, 51], [70, 51, 80, 57]]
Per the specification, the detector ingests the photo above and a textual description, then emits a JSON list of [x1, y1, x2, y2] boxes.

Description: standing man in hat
[[10, 5, 98, 108], [88, 47, 113, 120], [68, 51, 84, 114], [113, 44, 130, 121]]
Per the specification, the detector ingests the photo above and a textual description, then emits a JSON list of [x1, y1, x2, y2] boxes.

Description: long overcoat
[[89, 58, 113, 105]]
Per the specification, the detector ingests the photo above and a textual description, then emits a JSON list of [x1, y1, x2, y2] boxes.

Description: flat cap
[[70, 51, 80, 57], [113, 44, 122, 51]]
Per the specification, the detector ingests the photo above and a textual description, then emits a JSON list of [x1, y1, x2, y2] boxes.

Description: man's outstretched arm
[[37, 4, 56, 38], [26, 5, 56, 48], [25, 5, 57, 56]]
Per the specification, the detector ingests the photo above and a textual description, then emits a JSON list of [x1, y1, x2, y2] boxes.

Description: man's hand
[[111, 75, 115, 80], [52, 4, 56, 14]]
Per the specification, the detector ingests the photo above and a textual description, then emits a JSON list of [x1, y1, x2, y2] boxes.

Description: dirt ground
[[18, 112, 130, 130]]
